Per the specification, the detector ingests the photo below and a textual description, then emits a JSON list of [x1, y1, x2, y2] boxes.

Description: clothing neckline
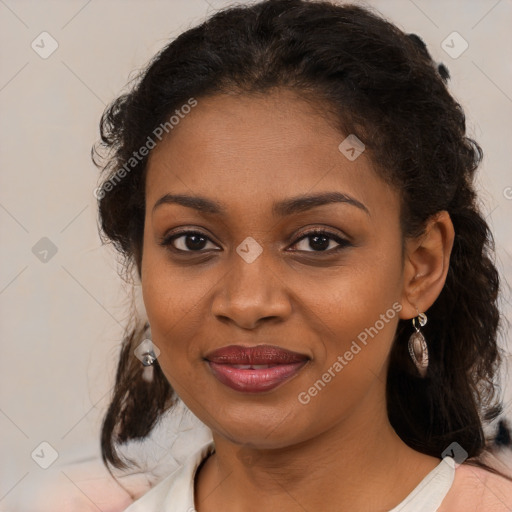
[[190, 441, 455, 512], [388, 456, 455, 511], [124, 439, 456, 511]]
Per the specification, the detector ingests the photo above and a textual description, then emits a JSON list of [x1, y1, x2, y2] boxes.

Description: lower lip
[[207, 361, 307, 393]]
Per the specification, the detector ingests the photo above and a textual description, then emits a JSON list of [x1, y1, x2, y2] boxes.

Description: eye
[[290, 229, 351, 253], [160, 230, 220, 253], [160, 228, 351, 254]]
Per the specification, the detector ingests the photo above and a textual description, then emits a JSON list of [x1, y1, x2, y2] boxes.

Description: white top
[[123, 440, 456, 512]]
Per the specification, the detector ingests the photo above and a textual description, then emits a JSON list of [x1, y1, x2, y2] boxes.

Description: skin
[[141, 88, 455, 512]]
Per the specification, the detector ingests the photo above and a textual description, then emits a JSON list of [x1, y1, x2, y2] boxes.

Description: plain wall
[[1, 0, 511, 505]]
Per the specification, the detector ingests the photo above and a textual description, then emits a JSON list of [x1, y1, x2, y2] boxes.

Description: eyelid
[[160, 227, 352, 254], [160, 229, 220, 252], [291, 227, 351, 248]]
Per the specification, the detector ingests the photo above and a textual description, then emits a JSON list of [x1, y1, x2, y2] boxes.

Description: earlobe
[[399, 211, 455, 320]]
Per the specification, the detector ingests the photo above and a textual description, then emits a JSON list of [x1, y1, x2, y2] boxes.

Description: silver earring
[[408, 311, 428, 377], [135, 337, 159, 383]]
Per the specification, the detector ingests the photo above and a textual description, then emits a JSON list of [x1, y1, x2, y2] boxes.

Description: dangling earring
[[135, 337, 160, 383], [408, 310, 429, 377]]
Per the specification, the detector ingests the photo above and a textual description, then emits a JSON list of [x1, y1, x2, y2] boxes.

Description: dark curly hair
[[92, 0, 511, 483]]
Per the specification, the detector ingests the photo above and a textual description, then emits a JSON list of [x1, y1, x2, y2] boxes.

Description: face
[[141, 89, 406, 449]]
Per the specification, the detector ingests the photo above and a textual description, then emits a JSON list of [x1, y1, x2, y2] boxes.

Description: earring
[[136, 337, 159, 383], [408, 310, 429, 377]]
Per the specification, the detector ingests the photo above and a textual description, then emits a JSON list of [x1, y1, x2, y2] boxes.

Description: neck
[[195, 387, 441, 512]]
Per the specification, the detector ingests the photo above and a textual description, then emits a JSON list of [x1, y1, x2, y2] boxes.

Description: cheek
[[141, 270, 205, 401], [140, 239, 216, 387], [304, 235, 404, 382], [310, 236, 402, 331], [142, 223, 203, 321]]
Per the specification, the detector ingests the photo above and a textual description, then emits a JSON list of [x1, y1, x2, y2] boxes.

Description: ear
[[399, 210, 455, 320]]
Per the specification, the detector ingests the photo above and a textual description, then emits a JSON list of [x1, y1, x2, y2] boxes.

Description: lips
[[205, 345, 309, 393]]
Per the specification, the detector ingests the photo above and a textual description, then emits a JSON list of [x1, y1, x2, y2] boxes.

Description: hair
[[92, 0, 511, 483]]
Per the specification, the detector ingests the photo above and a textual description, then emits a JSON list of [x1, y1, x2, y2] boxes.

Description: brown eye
[[290, 230, 351, 253], [160, 230, 219, 252], [159, 228, 351, 255]]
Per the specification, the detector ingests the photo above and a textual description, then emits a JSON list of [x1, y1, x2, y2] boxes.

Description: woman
[[92, 0, 512, 510]]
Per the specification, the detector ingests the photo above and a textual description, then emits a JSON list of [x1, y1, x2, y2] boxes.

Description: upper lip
[[205, 344, 309, 365]]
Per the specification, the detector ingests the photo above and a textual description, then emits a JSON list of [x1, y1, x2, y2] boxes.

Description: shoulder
[[438, 462, 512, 512], [124, 440, 215, 512]]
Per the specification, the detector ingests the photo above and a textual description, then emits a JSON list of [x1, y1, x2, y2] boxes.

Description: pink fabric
[[11, 455, 512, 511], [8, 457, 152, 512]]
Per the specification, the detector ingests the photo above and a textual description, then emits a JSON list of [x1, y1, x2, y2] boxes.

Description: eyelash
[[159, 228, 351, 255]]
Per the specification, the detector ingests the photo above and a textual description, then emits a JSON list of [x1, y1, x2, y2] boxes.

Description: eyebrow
[[152, 191, 370, 217]]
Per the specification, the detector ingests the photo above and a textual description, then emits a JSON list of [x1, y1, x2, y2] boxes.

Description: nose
[[210, 250, 292, 329]]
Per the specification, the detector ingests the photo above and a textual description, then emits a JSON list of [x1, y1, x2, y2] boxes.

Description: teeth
[[231, 364, 272, 369]]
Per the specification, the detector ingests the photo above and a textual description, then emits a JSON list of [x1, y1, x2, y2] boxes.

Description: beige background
[[1, 0, 511, 507]]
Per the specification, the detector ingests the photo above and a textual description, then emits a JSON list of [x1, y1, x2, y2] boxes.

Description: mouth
[[204, 344, 309, 393]]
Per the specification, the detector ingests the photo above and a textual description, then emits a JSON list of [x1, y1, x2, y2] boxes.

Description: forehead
[[145, 90, 397, 218]]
